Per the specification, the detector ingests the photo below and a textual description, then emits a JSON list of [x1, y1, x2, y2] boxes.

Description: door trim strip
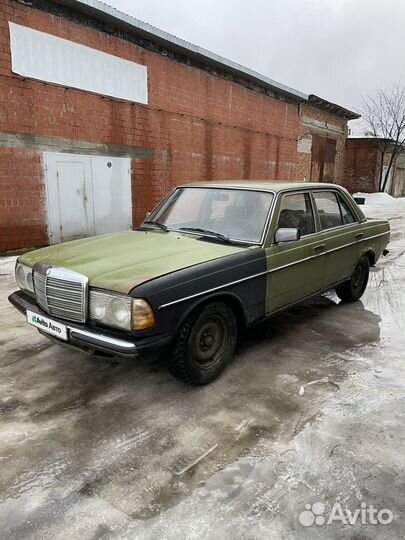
[[268, 230, 390, 274], [158, 231, 390, 310], [157, 270, 269, 309]]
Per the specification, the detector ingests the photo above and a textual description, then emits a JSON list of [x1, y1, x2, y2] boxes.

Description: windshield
[[146, 187, 274, 243]]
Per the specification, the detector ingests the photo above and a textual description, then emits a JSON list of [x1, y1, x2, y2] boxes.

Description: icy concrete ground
[[0, 198, 404, 540]]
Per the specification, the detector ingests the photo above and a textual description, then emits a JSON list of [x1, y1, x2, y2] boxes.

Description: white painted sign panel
[[9, 22, 148, 104], [297, 137, 312, 154]]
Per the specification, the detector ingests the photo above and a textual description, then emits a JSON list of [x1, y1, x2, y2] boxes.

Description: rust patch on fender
[[111, 276, 154, 294]]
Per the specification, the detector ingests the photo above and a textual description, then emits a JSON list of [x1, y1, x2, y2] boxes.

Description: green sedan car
[[9, 181, 390, 384]]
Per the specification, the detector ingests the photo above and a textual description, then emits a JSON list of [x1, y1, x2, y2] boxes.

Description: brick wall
[[0, 0, 348, 250], [0, 148, 47, 249], [343, 140, 379, 193], [344, 140, 405, 195]]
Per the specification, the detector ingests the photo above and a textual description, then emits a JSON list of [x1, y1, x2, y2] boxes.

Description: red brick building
[[0, 0, 358, 250], [344, 137, 405, 196]]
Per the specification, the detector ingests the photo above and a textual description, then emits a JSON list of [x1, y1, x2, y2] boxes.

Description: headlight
[[15, 262, 34, 293], [90, 293, 108, 320], [107, 298, 131, 328], [89, 290, 155, 331], [90, 290, 131, 330]]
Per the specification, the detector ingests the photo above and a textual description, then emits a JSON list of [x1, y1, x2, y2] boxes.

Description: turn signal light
[[131, 299, 156, 330]]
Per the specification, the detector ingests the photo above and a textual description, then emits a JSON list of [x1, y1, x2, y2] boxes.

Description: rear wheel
[[335, 255, 370, 302], [168, 302, 237, 385]]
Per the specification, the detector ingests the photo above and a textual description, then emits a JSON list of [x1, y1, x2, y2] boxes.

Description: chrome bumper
[[8, 291, 138, 358]]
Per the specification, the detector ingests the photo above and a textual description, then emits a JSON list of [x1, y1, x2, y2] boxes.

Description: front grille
[[33, 264, 88, 323]]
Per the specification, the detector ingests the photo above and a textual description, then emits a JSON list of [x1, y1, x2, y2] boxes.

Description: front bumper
[[8, 291, 172, 360]]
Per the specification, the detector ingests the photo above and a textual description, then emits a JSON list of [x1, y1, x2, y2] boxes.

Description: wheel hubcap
[[353, 265, 364, 291], [192, 316, 227, 366]]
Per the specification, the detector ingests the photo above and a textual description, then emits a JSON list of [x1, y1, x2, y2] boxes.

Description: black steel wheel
[[168, 302, 237, 385], [335, 255, 370, 302]]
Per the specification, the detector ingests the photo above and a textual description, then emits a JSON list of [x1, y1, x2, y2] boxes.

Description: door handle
[[313, 244, 326, 253], [355, 233, 365, 240]]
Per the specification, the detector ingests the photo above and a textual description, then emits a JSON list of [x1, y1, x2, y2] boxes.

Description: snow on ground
[[0, 256, 17, 278], [352, 192, 405, 221], [352, 192, 404, 205]]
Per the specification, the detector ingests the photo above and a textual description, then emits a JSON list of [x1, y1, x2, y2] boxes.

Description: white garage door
[[44, 152, 132, 244]]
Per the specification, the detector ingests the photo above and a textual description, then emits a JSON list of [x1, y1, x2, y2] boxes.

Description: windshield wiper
[[143, 220, 169, 232], [179, 227, 235, 244]]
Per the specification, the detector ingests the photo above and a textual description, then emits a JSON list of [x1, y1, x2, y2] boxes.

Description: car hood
[[19, 230, 248, 294]]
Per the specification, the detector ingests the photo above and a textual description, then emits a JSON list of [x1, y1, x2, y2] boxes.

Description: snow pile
[[0, 256, 17, 278], [353, 192, 405, 206], [352, 192, 405, 220]]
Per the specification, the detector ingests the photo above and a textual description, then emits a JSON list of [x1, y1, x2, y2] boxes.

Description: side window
[[277, 193, 315, 236], [338, 195, 357, 225], [313, 191, 343, 230]]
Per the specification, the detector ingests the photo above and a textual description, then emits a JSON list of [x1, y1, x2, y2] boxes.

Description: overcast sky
[[106, 0, 405, 130]]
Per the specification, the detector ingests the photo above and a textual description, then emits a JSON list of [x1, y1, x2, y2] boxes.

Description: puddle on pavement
[[0, 399, 24, 414], [68, 294, 384, 520], [126, 422, 276, 520], [0, 261, 390, 525]]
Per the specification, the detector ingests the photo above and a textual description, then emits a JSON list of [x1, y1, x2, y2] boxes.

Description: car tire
[[168, 302, 237, 385], [335, 255, 370, 302]]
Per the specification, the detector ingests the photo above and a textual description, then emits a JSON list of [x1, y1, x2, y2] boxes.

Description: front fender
[[170, 290, 248, 335], [130, 247, 267, 339]]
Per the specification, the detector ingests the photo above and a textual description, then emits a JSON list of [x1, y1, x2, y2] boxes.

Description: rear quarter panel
[[337, 187, 390, 265], [359, 218, 391, 265]]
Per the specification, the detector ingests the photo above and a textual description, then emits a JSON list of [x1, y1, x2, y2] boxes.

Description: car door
[[311, 190, 362, 289], [265, 190, 327, 314]]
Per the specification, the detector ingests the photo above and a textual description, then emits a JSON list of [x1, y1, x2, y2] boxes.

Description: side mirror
[[275, 227, 300, 244]]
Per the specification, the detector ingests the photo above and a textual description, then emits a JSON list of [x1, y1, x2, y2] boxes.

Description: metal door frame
[[43, 152, 132, 244]]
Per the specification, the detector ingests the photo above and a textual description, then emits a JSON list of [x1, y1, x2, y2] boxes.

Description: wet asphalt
[[0, 201, 404, 540]]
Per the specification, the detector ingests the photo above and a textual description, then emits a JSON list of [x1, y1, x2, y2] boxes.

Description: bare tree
[[360, 84, 405, 192]]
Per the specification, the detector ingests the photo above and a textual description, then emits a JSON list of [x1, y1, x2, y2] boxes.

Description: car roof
[[179, 180, 345, 193]]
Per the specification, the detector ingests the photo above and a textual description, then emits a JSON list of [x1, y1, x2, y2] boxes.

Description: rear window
[[313, 191, 343, 230], [338, 194, 357, 224]]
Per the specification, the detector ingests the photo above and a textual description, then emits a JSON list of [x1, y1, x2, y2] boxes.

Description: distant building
[[0, 0, 358, 250], [344, 137, 405, 196]]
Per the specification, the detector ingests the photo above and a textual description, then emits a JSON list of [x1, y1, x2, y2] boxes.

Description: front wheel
[[168, 302, 237, 385], [335, 255, 370, 302]]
